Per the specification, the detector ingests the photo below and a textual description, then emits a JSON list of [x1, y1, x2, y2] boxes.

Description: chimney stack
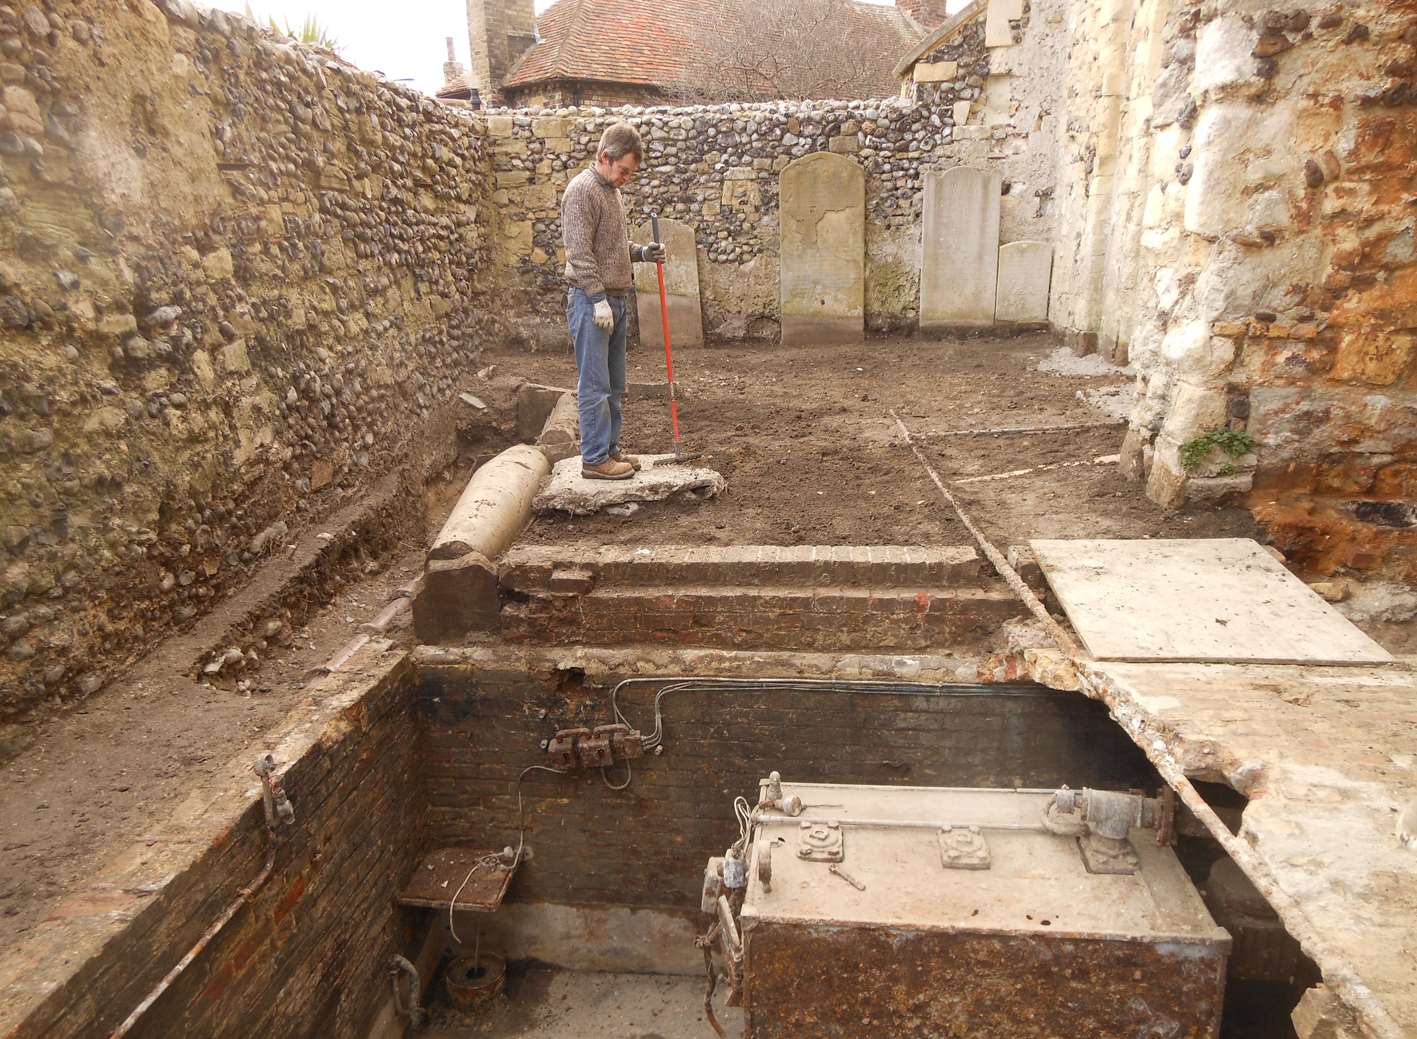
[[896, 0, 950, 28], [466, 0, 537, 106]]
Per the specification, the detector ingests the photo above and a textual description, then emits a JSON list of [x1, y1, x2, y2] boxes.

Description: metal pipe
[[891, 410, 1085, 658], [761, 814, 1043, 832], [109, 835, 277, 1039], [390, 954, 426, 1030]]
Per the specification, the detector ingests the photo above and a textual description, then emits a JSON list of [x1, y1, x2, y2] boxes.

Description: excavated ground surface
[[0, 462, 476, 948], [495, 333, 1261, 548], [424, 969, 744, 1038]]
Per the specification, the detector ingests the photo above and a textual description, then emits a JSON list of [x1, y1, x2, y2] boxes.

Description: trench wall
[[0, 645, 423, 1039], [416, 662, 1156, 912], [0, 2, 498, 743]]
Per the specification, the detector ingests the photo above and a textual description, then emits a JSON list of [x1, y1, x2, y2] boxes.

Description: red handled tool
[[649, 212, 701, 467]]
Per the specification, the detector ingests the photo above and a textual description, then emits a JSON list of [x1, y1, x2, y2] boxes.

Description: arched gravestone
[[995, 240, 1053, 323], [921, 166, 1001, 330], [632, 218, 704, 348], [779, 153, 865, 345]]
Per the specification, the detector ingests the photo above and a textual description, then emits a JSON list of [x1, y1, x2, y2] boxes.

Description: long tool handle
[[651, 213, 682, 447]]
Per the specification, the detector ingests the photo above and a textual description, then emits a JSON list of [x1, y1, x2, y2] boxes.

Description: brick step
[[499, 545, 990, 594], [498, 583, 1023, 652]]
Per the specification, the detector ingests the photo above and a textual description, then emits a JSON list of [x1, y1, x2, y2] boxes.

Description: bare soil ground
[[496, 332, 1260, 549], [424, 968, 743, 1038]]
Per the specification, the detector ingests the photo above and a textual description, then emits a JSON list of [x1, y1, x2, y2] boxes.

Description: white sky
[[223, 0, 900, 96]]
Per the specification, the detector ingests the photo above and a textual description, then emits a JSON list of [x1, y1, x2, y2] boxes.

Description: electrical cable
[[448, 763, 571, 945]]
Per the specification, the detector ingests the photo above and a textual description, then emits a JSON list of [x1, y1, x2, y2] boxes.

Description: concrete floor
[[424, 968, 745, 1038]]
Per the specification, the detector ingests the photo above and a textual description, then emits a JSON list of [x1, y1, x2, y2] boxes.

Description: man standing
[[560, 122, 665, 480]]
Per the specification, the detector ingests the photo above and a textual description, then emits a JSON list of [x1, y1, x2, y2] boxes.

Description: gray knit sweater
[[560, 167, 637, 299]]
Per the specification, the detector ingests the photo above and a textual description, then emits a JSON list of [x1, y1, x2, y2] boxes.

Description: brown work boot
[[609, 451, 642, 471], [581, 458, 635, 480]]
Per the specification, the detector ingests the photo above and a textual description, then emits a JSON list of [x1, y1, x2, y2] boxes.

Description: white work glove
[[639, 242, 667, 264], [592, 299, 614, 332]]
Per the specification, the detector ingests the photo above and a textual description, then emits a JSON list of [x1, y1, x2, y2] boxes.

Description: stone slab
[[985, 0, 1024, 46], [995, 240, 1053, 323], [1074, 659, 1417, 1038], [779, 152, 865, 345], [1030, 538, 1394, 665], [633, 218, 704, 349], [921, 166, 1001, 331], [534, 455, 726, 516]]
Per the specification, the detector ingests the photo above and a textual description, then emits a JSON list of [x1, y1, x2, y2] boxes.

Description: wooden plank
[[1028, 538, 1394, 665]]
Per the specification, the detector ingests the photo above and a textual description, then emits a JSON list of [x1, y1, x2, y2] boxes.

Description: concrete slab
[[533, 455, 725, 516], [1061, 658, 1417, 1039]]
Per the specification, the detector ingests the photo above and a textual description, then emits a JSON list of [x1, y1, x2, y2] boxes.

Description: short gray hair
[[597, 122, 643, 164]]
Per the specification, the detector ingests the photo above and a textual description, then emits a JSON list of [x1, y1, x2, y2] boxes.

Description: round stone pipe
[[430, 444, 550, 562]]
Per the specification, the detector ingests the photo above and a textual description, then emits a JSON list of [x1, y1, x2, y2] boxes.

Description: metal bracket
[[796, 820, 844, 862], [938, 824, 990, 870]]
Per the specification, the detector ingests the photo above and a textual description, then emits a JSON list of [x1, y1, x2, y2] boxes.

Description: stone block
[[985, 0, 1023, 45], [201, 248, 234, 281], [779, 153, 865, 345], [1185, 101, 1296, 238], [994, 241, 1052, 323], [413, 552, 500, 641], [953, 101, 972, 126], [219, 338, 251, 374], [531, 116, 567, 138], [632, 218, 704, 349], [486, 115, 514, 137], [913, 60, 959, 83], [828, 136, 859, 153], [1160, 380, 1229, 442], [921, 166, 1001, 330], [518, 385, 572, 442], [1194, 14, 1255, 94]]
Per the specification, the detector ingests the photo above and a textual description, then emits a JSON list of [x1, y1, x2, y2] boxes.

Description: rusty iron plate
[[398, 847, 517, 913]]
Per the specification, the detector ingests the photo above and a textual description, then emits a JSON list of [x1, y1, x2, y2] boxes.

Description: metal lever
[[828, 864, 866, 891]]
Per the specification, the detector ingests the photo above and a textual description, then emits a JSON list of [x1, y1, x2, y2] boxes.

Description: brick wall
[[494, 544, 1021, 652], [416, 663, 1157, 911], [5, 654, 425, 1039]]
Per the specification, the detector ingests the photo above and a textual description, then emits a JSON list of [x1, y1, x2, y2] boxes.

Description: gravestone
[[779, 153, 865, 345], [995, 241, 1053, 323], [632, 218, 704, 348], [921, 166, 1001, 331]]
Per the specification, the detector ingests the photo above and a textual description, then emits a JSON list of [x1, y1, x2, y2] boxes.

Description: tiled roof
[[504, 0, 922, 95]]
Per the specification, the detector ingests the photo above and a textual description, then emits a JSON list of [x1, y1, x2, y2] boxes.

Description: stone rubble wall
[[0, 2, 498, 738], [1051, 0, 1417, 575], [471, 2, 1062, 344]]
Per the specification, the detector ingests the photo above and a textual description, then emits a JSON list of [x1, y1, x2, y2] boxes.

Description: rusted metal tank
[[735, 782, 1230, 1038]]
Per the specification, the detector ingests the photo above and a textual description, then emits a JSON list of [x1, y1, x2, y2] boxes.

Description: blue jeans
[[567, 287, 628, 465]]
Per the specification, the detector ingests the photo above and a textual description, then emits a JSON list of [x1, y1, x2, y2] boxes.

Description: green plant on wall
[[244, 6, 341, 51], [1179, 428, 1255, 473]]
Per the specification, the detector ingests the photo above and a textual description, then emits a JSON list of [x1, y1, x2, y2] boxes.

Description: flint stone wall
[[0, 2, 498, 742]]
